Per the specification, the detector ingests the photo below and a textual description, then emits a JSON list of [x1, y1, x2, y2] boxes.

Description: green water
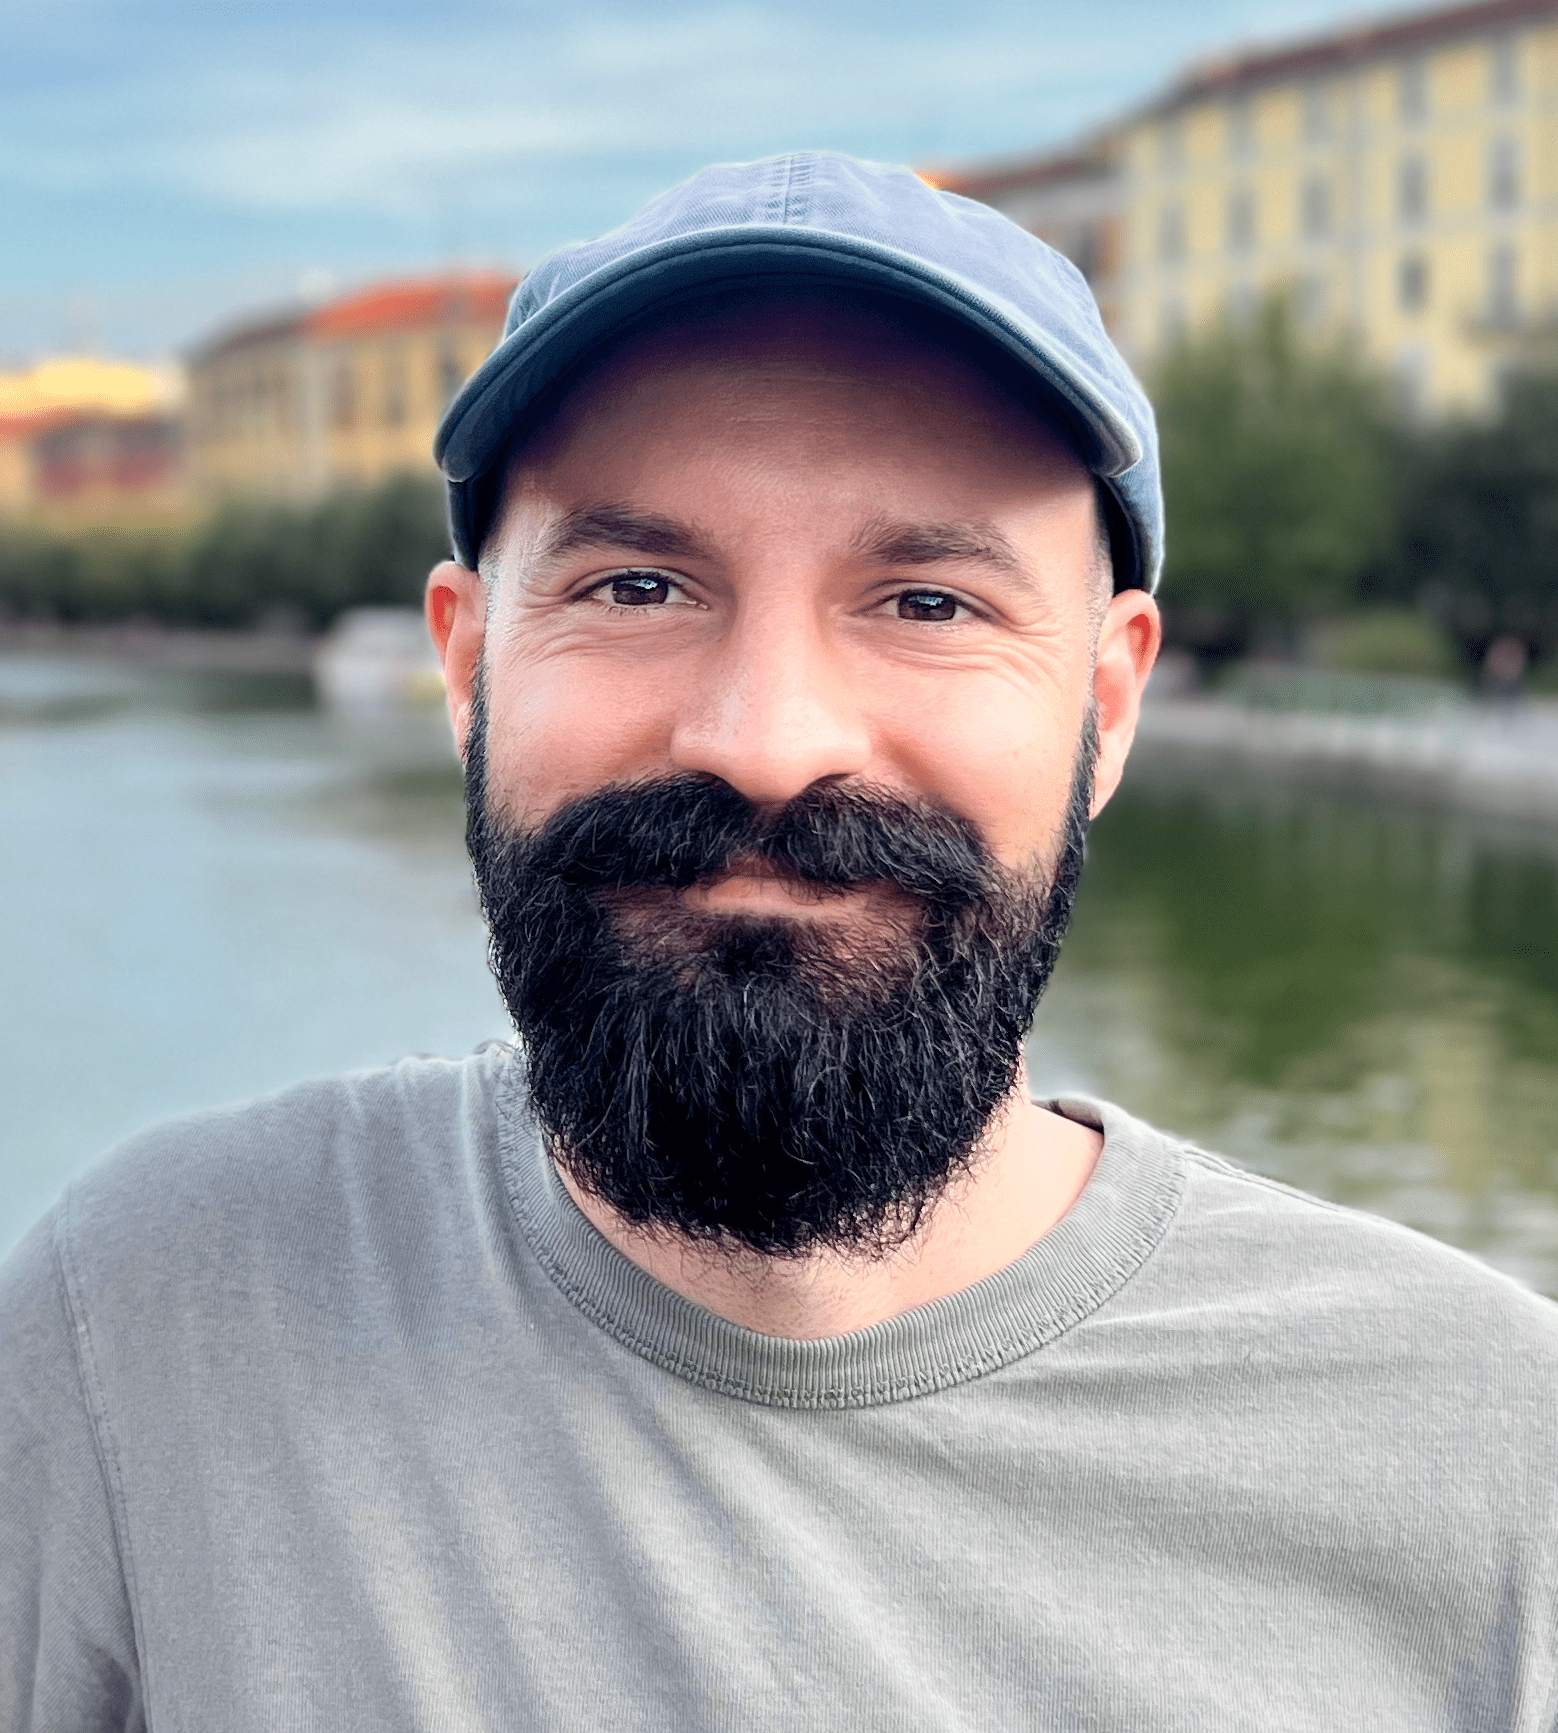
[[1032, 765, 1558, 1294], [4, 650, 1558, 1294]]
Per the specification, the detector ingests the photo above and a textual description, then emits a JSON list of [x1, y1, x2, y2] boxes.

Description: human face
[[428, 295, 1160, 917]]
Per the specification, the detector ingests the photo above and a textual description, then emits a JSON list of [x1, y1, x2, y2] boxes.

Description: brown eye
[[896, 590, 959, 622], [609, 572, 672, 606]]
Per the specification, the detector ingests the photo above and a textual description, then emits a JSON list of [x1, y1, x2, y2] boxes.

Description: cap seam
[[782, 155, 815, 225], [762, 156, 788, 225]]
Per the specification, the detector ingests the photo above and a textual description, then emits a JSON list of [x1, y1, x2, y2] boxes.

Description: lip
[[683, 869, 852, 915]]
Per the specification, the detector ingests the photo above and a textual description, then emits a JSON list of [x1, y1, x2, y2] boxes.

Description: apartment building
[[1121, 0, 1558, 408], [0, 356, 186, 524], [186, 271, 516, 502], [947, 0, 1557, 413]]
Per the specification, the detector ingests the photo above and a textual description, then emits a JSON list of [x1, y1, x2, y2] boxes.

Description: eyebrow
[[849, 516, 1029, 582], [524, 503, 1033, 587], [533, 504, 715, 569]]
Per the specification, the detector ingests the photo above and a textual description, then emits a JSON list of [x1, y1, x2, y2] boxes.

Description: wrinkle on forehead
[[849, 514, 1028, 579]]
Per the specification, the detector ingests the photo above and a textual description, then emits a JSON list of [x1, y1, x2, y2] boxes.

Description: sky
[[2, 0, 1390, 361]]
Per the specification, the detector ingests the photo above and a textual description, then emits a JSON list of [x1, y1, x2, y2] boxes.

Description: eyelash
[[889, 589, 974, 624], [582, 569, 698, 608], [579, 569, 978, 623]]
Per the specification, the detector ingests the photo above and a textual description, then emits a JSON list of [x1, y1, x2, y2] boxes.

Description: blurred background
[[5, 0, 1558, 1294]]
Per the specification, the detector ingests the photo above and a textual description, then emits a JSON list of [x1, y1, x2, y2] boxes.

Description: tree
[[0, 473, 450, 628], [1151, 297, 1400, 657], [1391, 361, 1558, 667]]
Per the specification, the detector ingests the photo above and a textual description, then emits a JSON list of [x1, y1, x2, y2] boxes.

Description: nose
[[668, 604, 874, 806]]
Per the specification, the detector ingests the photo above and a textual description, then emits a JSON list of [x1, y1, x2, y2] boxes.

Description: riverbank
[[0, 617, 317, 674], [8, 622, 1558, 826], [1135, 691, 1558, 823]]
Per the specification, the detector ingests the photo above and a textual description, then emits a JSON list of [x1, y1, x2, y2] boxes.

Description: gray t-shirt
[[3, 1046, 1557, 1731]]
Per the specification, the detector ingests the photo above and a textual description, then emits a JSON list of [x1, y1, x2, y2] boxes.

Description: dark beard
[[466, 689, 1094, 1258]]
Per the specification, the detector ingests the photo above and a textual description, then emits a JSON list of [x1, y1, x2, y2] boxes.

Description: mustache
[[477, 774, 1004, 910]]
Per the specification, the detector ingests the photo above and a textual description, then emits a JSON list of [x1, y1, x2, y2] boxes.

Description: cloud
[[0, 0, 1365, 350], [0, 0, 1249, 222]]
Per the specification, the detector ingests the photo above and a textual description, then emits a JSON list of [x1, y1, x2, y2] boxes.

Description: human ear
[[1088, 589, 1162, 817], [425, 560, 487, 761]]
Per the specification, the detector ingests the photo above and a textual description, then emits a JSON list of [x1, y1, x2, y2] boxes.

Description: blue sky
[[3, 0, 1378, 359]]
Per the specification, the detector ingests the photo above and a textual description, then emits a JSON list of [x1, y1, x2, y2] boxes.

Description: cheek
[[876, 667, 1089, 870], [482, 649, 679, 825]]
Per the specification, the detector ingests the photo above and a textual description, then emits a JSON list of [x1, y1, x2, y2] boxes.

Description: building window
[[331, 362, 356, 431], [1399, 58, 1428, 122], [1224, 284, 1258, 327], [1160, 118, 1184, 170], [1398, 253, 1429, 311], [1227, 97, 1255, 158], [1159, 203, 1186, 263], [1301, 81, 1331, 142], [382, 351, 407, 427], [1227, 187, 1257, 251], [437, 347, 464, 403], [1069, 225, 1102, 283], [1397, 155, 1428, 224], [1300, 175, 1331, 239], [1489, 136, 1520, 209], [1488, 243, 1519, 328], [1394, 343, 1429, 415], [1490, 36, 1520, 105], [1296, 274, 1327, 328]]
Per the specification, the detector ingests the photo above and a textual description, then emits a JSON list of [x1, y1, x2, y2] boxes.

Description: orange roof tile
[[0, 404, 128, 444], [1155, 0, 1558, 111], [304, 272, 518, 340], [929, 150, 1113, 201]]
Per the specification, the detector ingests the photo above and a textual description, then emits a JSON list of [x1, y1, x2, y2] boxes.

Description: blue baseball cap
[[435, 151, 1162, 591]]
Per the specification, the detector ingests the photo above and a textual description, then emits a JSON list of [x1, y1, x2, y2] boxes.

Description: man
[[3, 154, 1556, 1729]]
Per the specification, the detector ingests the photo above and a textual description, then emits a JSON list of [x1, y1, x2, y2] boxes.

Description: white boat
[[313, 608, 445, 711]]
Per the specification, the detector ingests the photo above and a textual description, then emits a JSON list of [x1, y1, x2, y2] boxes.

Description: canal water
[[5, 650, 1558, 1296]]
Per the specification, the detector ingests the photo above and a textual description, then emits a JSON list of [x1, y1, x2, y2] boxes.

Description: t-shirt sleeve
[[0, 1208, 145, 1732]]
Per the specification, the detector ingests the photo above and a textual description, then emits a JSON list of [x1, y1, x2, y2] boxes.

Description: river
[[4, 649, 1557, 1295]]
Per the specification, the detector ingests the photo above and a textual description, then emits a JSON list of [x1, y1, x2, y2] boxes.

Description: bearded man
[[4, 155, 1557, 1731]]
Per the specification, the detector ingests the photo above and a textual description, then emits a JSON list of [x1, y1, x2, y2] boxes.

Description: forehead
[[493, 288, 1093, 512]]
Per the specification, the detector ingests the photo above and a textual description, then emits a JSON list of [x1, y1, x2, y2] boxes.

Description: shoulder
[[30, 1045, 516, 1323], [1089, 1097, 1554, 1306], [1183, 1135, 1557, 1340], [1090, 1100, 1558, 1422], [1067, 1103, 1558, 1567]]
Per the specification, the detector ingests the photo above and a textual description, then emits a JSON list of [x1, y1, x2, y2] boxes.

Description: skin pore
[[427, 292, 1161, 1339]]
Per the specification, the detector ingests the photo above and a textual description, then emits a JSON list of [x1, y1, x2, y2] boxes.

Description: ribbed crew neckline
[[495, 1062, 1184, 1409]]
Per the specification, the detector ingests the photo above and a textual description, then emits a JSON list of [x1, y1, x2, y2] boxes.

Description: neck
[[555, 1062, 1103, 1340]]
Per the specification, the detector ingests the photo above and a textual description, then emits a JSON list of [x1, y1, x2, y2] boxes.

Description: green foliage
[[1310, 607, 1458, 678], [1152, 297, 1400, 646], [0, 473, 449, 629], [1389, 361, 1558, 665], [4, 345, 1557, 686]]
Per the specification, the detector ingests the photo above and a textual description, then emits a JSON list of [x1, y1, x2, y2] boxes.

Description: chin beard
[[466, 689, 1094, 1259]]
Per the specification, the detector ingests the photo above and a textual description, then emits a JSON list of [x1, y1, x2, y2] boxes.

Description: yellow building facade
[[186, 272, 516, 503], [0, 356, 185, 522], [1115, 0, 1558, 409]]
